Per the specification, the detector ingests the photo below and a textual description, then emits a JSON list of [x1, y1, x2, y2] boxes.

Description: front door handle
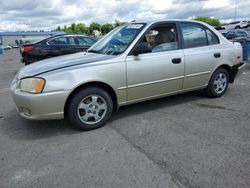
[[172, 58, 181, 64], [214, 53, 221, 58]]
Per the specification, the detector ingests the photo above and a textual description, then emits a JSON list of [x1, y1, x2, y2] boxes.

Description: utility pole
[[234, 0, 237, 21]]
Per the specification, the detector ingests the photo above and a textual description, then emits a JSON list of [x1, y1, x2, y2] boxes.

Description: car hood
[[17, 52, 115, 79]]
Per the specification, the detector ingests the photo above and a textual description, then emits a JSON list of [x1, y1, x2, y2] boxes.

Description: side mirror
[[132, 42, 152, 55]]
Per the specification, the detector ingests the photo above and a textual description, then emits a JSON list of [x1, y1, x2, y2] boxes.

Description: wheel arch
[[219, 64, 236, 83], [212, 64, 235, 83], [64, 81, 118, 118]]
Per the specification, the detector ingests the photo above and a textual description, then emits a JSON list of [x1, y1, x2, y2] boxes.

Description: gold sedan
[[11, 20, 245, 130]]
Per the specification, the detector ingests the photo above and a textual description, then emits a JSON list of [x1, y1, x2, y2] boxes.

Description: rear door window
[[48, 37, 76, 45], [76, 37, 96, 46], [180, 23, 207, 48], [180, 23, 219, 48]]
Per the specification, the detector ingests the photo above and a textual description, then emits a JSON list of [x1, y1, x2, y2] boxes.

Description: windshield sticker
[[126, 24, 143, 29]]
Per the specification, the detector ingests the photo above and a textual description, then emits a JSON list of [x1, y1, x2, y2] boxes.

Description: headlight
[[19, 78, 45, 93]]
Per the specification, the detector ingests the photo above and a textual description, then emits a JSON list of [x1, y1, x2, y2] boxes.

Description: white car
[[222, 21, 248, 30]]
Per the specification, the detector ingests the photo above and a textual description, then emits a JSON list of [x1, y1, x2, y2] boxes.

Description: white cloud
[[203, 0, 230, 9], [0, 0, 249, 31], [0, 21, 30, 31]]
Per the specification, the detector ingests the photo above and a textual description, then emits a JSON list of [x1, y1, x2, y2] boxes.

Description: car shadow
[[111, 91, 204, 122], [0, 90, 204, 141]]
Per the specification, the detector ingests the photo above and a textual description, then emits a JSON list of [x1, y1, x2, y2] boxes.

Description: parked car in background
[[5, 45, 12, 50], [20, 34, 97, 65], [221, 29, 249, 40], [11, 20, 245, 131], [221, 21, 248, 30]]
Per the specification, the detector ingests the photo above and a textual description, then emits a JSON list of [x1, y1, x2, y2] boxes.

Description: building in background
[[0, 31, 65, 48]]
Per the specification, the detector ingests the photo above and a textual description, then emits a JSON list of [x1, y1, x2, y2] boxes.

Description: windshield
[[88, 23, 146, 55]]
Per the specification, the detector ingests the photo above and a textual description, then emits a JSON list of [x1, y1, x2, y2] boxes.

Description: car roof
[[228, 29, 247, 33], [51, 34, 92, 37], [132, 19, 205, 25]]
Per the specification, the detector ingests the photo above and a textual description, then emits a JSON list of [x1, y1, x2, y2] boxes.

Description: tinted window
[[226, 33, 236, 39], [49, 37, 75, 45], [77, 37, 96, 46], [180, 23, 207, 48], [230, 21, 240, 24], [236, 30, 248, 37], [206, 30, 219, 45]]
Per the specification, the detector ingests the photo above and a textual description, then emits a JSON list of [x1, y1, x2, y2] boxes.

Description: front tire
[[68, 87, 113, 131], [205, 68, 229, 98]]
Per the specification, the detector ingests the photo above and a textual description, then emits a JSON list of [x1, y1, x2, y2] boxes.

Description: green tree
[[75, 23, 88, 34], [101, 23, 114, 34], [70, 23, 76, 33], [89, 22, 101, 34], [194, 16, 221, 27], [63, 25, 67, 31], [58, 21, 127, 35], [63, 25, 73, 34], [55, 26, 61, 31]]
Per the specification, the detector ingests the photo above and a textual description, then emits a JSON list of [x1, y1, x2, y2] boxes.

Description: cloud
[[0, 0, 249, 31]]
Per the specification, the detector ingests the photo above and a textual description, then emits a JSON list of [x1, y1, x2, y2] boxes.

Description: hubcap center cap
[[88, 105, 98, 113]]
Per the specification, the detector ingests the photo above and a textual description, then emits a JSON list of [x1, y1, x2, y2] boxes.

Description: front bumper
[[11, 85, 70, 120], [20, 56, 37, 64]]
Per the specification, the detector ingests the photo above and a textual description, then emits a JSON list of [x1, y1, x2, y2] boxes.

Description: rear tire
[[68, 87, 113, 131], [205, 68, 229, 98]]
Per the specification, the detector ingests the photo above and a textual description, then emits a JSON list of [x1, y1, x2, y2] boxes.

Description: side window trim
[[205, 29, 209, 45]]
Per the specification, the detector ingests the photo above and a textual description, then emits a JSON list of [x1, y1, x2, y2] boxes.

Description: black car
[[20, 34, 97, 65], [221, 29, 249, 40]]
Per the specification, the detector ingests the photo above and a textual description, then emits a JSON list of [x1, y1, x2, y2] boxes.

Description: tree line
[[55, 20, 125, 36], [194, 16, 221, 27], [55, 17, 221, 35]]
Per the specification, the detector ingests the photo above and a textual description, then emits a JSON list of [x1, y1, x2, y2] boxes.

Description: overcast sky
[[0, 0, 249, 31]]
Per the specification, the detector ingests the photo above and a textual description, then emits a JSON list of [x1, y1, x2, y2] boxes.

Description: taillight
[[21, 46, 33, 53]]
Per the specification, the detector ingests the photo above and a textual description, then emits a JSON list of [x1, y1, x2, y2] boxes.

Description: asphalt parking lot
[[0, 49, 250, 188]]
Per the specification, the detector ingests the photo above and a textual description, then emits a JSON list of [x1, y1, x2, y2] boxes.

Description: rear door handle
[[172, 58, 182, 64], [214, 53, 221, 58]]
